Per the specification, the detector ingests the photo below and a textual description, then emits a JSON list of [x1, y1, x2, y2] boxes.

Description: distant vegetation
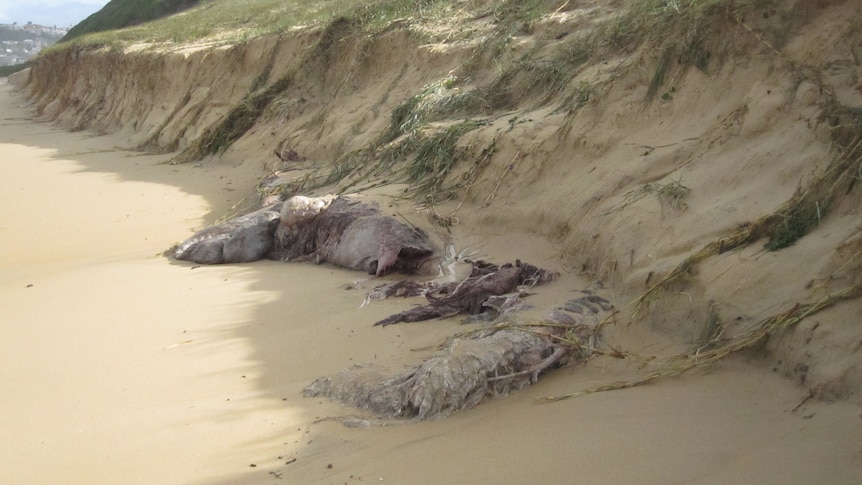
[[60, 0, 200, 43], [0, 64, 27, 77], [51, 0, 781, 53]]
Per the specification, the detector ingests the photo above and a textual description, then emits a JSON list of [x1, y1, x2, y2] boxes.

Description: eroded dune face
[[173, 196, 438, 275]]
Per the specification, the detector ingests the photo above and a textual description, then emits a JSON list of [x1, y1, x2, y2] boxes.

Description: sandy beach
[[2, 75, 861, 485]]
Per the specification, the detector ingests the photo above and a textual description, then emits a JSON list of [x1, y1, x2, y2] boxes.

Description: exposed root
[[633, 134, 862, 317], [542, 282, 862, 402]]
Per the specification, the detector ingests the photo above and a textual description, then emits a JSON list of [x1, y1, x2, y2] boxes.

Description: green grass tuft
[[0, 63, 29, 77], [764, 198, 829, 251], [406, 120, 489, 194], [56, 0, 459, 49]]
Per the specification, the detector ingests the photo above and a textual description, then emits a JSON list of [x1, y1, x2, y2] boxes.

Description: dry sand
[[2, 78, 861, 484]]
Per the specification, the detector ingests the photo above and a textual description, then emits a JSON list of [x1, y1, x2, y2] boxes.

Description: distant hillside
[[0, 24, 64, 76], [60, 0, 199, 42], [0, 25, 64, 43]]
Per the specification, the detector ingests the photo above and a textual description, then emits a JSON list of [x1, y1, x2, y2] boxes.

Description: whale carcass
[[172, 195, 438, 275]]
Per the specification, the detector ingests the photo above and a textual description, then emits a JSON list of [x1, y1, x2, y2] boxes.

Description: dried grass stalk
[[634, 135, 862, 315], [542, 282, 862, 402]]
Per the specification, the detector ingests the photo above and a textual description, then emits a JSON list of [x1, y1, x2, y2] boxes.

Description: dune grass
[[60, 0, 200, 43], [0, 63, 29, 77], [57, 0, 461, 48]]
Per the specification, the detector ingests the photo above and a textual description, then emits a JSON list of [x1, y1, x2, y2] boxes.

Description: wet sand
[[2, 80, 860, 484]]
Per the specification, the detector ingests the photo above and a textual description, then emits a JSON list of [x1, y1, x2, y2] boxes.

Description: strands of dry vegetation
[[175, 73, 295, 162], [312, 0, 777, 197], [610, 0, 862, 320], [596, 0, 782, 103], [298, 112, 499, 202], [632, 132, 862, 316], [172, 15, 363, 163], [604, 179, 691, 215], [527, 2, 862, 402], [540, 281, 862, 402], [541, 122, 862, 402]]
